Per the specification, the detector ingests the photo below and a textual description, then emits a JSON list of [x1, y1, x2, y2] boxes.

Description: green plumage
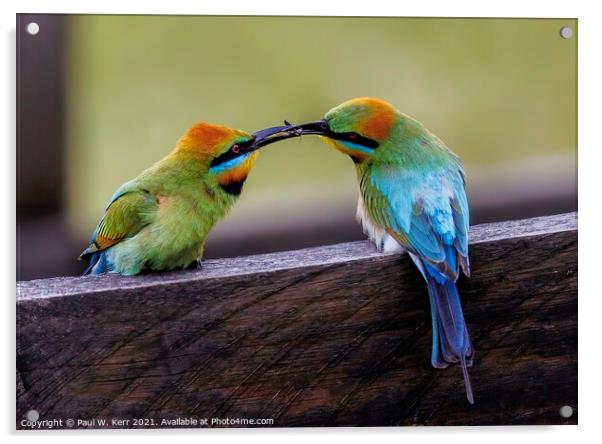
[[80, 123, 256, 275]]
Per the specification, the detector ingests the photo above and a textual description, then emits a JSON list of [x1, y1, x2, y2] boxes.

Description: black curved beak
[[249, 119, 335, 152], [285, 119, 333, 137], [248, 124, 297, 151]]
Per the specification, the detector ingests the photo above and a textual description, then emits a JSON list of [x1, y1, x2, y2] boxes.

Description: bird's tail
[[423, 264, 474, 404], [82, 251, 107, 275]]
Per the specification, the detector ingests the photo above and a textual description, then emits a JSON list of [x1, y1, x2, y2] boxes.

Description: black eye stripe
[[210, 139, 253, 168], [332, 132, 379, 149]]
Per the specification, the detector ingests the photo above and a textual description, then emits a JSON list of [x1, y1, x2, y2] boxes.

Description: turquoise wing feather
[[361, 163, 469, 280]]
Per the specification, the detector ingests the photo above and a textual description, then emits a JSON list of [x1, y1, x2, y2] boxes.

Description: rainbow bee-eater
[[263, 98, 474, 403], [80, 122, 286, 276]]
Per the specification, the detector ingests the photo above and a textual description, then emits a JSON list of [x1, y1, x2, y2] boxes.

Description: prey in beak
[[248, 119, 341, 152], [248, 124, 299, 151]]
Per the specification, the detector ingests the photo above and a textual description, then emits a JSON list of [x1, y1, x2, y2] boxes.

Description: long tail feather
[[424, 265, 474, 404], [460, 356, 474, 404]]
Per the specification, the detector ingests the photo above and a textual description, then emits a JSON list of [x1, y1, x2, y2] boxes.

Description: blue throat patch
[[339, 140, 375, 155], [209, 152, 250, 174]]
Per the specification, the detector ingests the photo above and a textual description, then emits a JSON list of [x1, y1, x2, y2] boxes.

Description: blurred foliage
[[65, 16, 576, 236]]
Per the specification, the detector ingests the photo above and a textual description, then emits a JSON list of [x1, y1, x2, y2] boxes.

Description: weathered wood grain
[[16, 212, 577, 428]]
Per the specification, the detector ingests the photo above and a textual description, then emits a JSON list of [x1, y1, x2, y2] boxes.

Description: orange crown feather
[[176, 122, 250, 155]]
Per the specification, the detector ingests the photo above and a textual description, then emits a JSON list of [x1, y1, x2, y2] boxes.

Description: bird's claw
[[185, 260, 203, 270]]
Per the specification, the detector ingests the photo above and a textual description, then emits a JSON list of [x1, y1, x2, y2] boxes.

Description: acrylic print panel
[[16, 14, 577, 429]]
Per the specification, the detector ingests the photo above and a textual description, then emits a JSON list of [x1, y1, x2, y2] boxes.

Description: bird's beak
[[248, 124, 297, 151], [247, 118, 378, 158], [249, 119, 335, 151], [285, 119, 333, 137]]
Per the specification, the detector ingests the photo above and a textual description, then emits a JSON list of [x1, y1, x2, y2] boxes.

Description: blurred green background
[[17, 16, 577, 279]]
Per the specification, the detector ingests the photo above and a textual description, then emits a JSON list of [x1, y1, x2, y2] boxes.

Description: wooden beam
[[16, 212, 577, 428]]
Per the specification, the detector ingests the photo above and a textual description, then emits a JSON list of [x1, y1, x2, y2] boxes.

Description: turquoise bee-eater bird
[[263, 97, 474, 403], [79, 122, 287, 276]]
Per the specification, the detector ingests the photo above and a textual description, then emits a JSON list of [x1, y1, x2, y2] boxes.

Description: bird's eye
[[348, 133, 358, 140], [231, 144, 240, 154]]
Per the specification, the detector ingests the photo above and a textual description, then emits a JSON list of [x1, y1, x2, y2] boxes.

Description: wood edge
[[16, 212, 577, 302]]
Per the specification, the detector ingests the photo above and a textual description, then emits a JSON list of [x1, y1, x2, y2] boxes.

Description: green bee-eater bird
[[261, 97, 474, 403], [79, 122, 286, 276]]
